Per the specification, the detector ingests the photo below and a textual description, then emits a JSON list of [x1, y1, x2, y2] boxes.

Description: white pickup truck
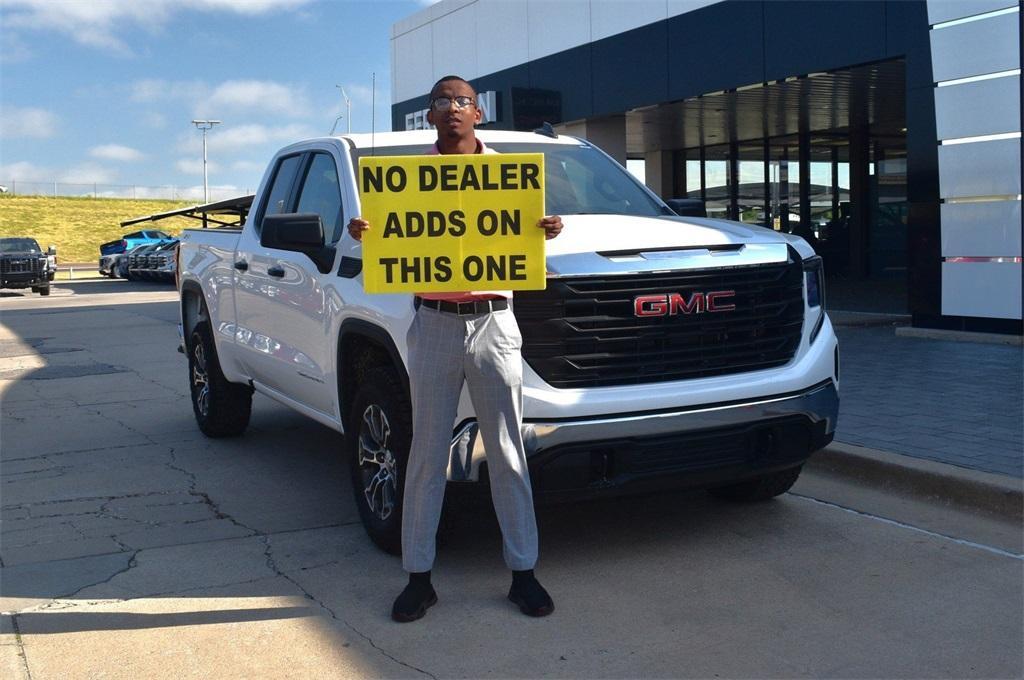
[[177, 129, 839, 552]]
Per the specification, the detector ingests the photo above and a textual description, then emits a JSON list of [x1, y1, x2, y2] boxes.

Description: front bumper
[[1, 274, 47, 288], [447, 380, 838, 490]]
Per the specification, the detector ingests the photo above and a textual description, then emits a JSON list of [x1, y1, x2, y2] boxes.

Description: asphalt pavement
[[1, 279, 1022, 679]]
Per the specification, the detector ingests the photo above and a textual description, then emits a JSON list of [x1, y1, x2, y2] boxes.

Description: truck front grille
[[514, 259, 805, 388], [1, 257, 45, 275]]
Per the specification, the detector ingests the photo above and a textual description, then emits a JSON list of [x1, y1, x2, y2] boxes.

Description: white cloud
[[90, 144, 145, 162], [231, 160, 267, 173], [0, 106, 58, 139], [176, 158, 222, 175], [204, 79, 311, 117], [59, 162, 119, 185], [178, 122, 319, 154], [130, 78, 310, 118], [0, 158, 118, 185], [1, 0, 313, 55], [0, 160, 49, 182]]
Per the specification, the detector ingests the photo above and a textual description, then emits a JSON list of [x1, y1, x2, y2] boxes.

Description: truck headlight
[[803, 256, 824, 309], [803, 256, 826, 344]]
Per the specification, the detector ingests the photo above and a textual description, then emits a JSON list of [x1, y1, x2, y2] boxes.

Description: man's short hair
[[429, 75, 476, 103]]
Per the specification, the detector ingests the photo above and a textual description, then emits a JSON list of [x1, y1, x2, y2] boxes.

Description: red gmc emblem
[[634, 291, 736, 317]]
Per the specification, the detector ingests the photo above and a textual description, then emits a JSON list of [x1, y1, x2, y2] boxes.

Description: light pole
[[191, 119, 221, 203], [330, 85, 351, 135]]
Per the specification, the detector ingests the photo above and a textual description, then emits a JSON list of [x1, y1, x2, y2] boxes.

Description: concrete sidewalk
[[830, 315, 1023, 478]]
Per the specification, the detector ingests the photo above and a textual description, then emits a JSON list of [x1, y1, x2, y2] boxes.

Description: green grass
[[0, 194, 198, 263]]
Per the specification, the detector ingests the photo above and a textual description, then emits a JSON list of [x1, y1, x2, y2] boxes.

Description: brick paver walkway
[[832, 324, 1023, 477]]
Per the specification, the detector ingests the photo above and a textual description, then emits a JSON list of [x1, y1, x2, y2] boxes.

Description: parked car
[[99, 229, 172, 277], [1, 237, 51, 295], [177, 129, 838, 554], [131, 240, 179, 282]]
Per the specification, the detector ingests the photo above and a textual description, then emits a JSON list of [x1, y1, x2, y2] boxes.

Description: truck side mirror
[[665, 199, 707, 218], [261, 213, 336, 274]]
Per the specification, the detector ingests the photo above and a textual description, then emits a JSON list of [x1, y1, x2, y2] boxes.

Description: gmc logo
[[634, 291, 736, 317]]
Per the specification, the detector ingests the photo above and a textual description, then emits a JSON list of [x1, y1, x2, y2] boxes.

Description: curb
[[806, 442, 1023, 521], [895, 326, 1023, 346]]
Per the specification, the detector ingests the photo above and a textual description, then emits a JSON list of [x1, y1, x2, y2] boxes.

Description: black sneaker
[[391, 583, 438, 623], [508, 572, 554, 617]]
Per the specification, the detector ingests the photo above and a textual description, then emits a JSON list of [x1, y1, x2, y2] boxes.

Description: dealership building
[[390, 0, 1022, 334]]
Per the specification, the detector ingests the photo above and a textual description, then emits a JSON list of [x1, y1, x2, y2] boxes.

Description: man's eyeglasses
[[430, 96, 475, 112]]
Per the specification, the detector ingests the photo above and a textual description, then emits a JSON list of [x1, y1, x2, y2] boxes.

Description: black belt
[[415, 297, 509, 315]]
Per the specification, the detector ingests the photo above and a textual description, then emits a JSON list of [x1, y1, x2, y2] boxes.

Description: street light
[[191, 119, 221, 203], [330, 85, 351, 135]]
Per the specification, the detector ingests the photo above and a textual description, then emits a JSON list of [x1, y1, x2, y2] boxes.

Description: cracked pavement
[[1, 280, 1022, 679]]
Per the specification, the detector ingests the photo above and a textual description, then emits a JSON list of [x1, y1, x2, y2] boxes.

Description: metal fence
[[0, 180, 250, 202]]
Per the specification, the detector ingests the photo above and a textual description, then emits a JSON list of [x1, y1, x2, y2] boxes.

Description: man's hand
[[348, 217, 369, 242], [539, 215, 562, 240]]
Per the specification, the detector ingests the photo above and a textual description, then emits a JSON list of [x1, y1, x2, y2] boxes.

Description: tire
[[187, 320, 252, 437], [39, 286, 50, 296], [346, 365, 412, 555], [708, 464, 803, 502]]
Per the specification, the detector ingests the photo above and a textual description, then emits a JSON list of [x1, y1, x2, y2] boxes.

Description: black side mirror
[[665, 199, 707, 218], [261, 213, 336, 273]]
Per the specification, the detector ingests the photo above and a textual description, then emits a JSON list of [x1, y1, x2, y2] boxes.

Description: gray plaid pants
[[402, 304, 539, 573]]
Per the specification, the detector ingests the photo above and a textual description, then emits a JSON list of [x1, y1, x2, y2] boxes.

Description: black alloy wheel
[[347, 366, 412, 554], [187, 320, 252, 437]]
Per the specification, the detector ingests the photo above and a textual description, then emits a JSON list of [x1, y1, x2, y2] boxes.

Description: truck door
[[232, 150, 344, 416]]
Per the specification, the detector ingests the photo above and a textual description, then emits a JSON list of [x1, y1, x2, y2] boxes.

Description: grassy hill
[[0, 195, 198, 263]]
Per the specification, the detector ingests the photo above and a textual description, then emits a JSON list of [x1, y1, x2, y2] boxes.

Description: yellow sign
[[358, 153, 546, 294]]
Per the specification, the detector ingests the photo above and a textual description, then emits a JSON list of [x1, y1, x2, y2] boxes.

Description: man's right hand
[[348, 217, 369, 242]]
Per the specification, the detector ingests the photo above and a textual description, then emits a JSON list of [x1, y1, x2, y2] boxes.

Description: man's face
[[426, 79, 481, 139]]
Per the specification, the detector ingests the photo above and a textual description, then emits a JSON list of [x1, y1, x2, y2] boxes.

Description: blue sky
[[0, 0, 435, 199]]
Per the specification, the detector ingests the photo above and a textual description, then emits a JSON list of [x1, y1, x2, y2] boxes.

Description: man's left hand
[[539, 215, 563, 240]]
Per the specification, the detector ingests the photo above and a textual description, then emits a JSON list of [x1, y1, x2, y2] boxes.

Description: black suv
[[1, 237, 51, 296]]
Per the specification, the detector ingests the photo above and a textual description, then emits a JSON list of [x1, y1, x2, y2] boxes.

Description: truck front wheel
[[708, 464, 803, 502], [39, 286, 50, 296], [347, 366, 412, 555], [188, 321, 252, 437]]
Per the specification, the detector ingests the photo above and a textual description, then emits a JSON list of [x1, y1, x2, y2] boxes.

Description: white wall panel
[[393, 25, 435, 103], [591, 1, 667, 41], [476, 1, 529, 78], [930, 11, 1020, 82], [941, 200, 1023, 256], [526, 0, 591, 62], [935, 75, 1020, 139], [942, 262, 1023, 319], [666, 0, 720, 19], [938, 138, 1022, 199], [927, 0, 1017, 25], [432, 4, 477, 83]]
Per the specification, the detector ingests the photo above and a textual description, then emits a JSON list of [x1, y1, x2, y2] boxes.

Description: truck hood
[[0, 251, 44, 257], [544, 214, 813, 277]]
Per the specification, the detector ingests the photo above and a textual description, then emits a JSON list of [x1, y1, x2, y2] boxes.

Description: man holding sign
[[348, 75, 562, 623]]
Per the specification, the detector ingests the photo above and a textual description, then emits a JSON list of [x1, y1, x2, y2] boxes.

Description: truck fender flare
[[179, 279, 207, 342], [336, 319, 410, 426]]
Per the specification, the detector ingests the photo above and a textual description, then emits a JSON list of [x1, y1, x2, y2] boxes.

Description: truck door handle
[[233, 260, 248, 271], [267, 266, 285, 278]]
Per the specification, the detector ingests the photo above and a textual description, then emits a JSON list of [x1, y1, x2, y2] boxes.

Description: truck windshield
[[0, 238, 41, 253], [351, 142, 670, 218]]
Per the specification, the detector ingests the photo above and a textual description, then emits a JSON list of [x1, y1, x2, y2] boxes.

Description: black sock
[[512, 569, 535, 586], [408, 570, 432, 587]]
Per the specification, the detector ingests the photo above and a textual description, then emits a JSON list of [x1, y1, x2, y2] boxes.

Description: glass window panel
[[703, 144, 730, 219]]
